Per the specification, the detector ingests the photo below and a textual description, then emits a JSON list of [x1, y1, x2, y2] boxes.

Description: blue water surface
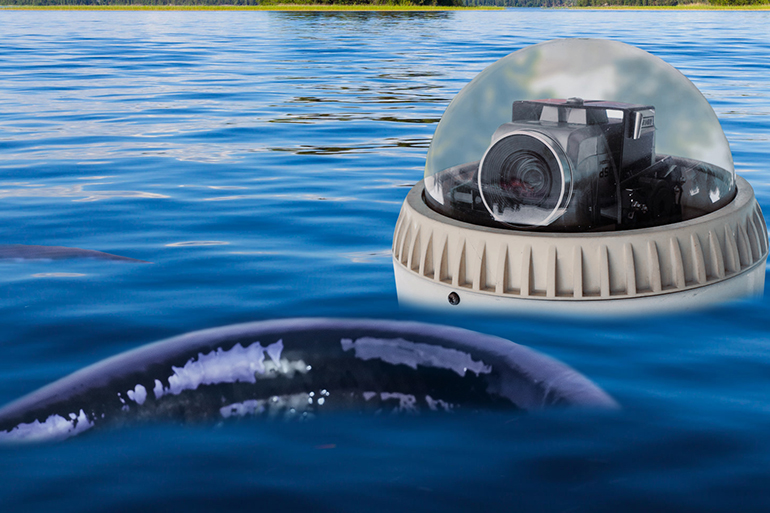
[[0, 8, 769, 512]]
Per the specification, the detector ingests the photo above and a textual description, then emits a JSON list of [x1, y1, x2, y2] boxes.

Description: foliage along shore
[[574, 3, 770, 7], [0, 0, 472, 7], [0, 4, 494, 8], [463, 0, 768, 7], [0, 0, 767, 7]]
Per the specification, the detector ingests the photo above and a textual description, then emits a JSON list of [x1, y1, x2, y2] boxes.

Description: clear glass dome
[[424, 39, 736, 232]]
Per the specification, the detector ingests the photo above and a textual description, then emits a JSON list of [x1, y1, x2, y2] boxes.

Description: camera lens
[[500, 151, 552, 205], [478, 131, 572, 227]]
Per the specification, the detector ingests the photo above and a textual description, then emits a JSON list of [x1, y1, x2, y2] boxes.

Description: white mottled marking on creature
[[153, 379, 164, 399], [425, 395, 454, 412], [0, 410, 93, 443], [262, 356, 309, 377], [340, 337, 491, 377], [127, 384, 147, 405], [220, 393, 311, 420], [380, 392, 417, 413], [162, 339, 286, 396], [266, 339, 283, 364], [220, 399, 266, 419], [363, 391, 377, 401]]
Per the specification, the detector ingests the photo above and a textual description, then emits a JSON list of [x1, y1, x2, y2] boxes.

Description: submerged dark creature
[[0, 244, 148, 263], [0, 318, 616, 442]]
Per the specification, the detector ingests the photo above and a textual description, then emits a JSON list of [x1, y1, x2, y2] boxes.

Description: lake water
[[0, 8, 769, 511]]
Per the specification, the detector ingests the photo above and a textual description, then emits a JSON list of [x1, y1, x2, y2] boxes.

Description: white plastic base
[[393, 175, 768, 317], [394, 256, 766, 317]]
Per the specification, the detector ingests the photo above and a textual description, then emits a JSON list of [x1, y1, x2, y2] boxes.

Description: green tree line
[[1, 0, 766, 7], [574, 0, 768, 6], [463, 0, 766, 5], [0, 0, 463, 5]]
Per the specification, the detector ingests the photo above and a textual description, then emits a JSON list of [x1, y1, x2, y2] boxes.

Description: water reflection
[[342, 249, 392, 263], [228, 251, 279, 256], [165, 241, 230, 247], [31, 273, 86, 278], [177, 185, 247, 190], [365, 179, 418, 189], [0, 183, 168, 202], [0, 9, 451, 172], [276, 11, 452, 21], [270, 113, 440, 124], [268, 137, 429, 155], [202, 193, 356, 202], [287, 95, 448, 105]]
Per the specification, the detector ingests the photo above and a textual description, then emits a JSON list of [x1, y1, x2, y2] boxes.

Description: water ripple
[[0, 9, 769, 512], [0, 183, 168, 202]]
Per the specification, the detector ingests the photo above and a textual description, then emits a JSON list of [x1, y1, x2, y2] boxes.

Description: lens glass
[[500, 151, 552, 205], [478, 133, 568, 227]]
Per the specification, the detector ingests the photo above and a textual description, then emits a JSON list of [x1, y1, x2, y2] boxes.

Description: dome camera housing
[[393, 39, 768, 316]]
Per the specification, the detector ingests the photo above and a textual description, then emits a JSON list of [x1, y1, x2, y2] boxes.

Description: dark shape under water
[[0, 244, 148, 263], [0, 318, 617, 442]]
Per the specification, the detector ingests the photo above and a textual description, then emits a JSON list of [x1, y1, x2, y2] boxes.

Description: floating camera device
[[393, 39, 768, 316], [428, 97, 690, 231]]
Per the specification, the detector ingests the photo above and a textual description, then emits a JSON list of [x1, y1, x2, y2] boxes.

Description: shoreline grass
[[0, 3, 501, 10]]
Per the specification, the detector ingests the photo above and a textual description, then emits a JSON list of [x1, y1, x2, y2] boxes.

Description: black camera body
[[426, 98, 683, 231]]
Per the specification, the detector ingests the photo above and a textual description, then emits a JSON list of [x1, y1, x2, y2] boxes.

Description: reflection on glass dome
[[424, 39, 736, 232]]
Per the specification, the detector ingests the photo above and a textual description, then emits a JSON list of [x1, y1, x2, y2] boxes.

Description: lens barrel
[[478, 131, 572, 227]]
